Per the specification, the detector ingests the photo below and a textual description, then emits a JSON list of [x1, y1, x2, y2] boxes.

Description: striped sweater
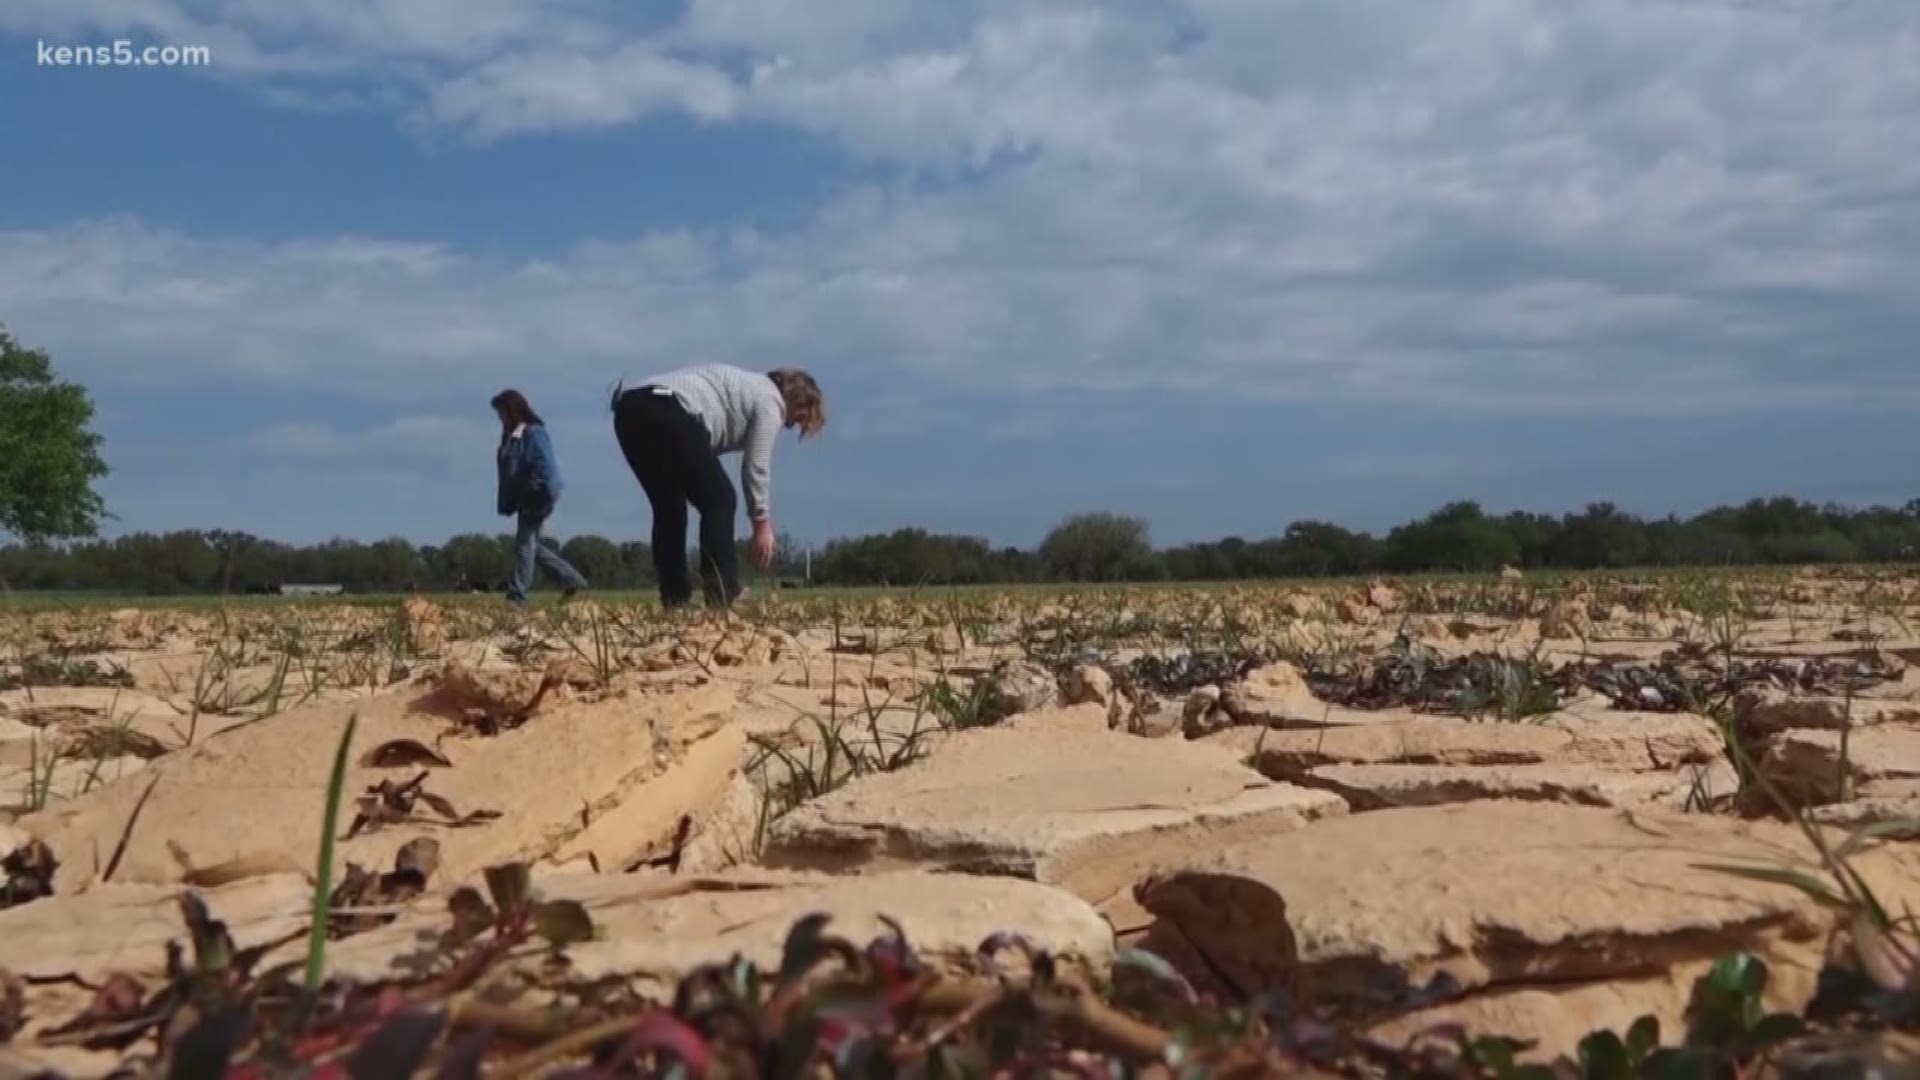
[[614, 364, 786, 522]]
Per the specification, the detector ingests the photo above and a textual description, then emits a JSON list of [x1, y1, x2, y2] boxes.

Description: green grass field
[[0, 580, 1235, 614], [0, 563, 1805, 615]]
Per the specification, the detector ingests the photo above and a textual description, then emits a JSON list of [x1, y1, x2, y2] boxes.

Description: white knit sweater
[[614, 364, 786, 522]]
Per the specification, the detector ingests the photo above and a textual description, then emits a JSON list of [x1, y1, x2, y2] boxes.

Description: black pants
[[612, 387, 741, 608]]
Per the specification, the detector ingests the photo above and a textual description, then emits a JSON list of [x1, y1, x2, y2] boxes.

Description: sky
[[2, 0, 1918, 550]]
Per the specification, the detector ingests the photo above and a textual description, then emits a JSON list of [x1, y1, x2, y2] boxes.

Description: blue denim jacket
[[497, 423, 564, 515]]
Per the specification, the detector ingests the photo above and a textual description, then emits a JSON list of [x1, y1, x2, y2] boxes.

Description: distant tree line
[[3, 328, 1917, 595], [2, 496, 1918, 596]]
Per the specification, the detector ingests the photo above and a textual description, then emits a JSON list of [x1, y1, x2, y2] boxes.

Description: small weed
[[0, 644, 133, 692], [307, 710, 356, 991]]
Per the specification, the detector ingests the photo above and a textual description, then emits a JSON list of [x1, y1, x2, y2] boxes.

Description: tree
[[0, 326, 109, 541], [618, 542, 657, 586], [559, 535, 625, 587], [14, 489, 1920, 594], [1547, 502, 1651, 569], [1038, 512, 1156, 582], [1383, 501, 1520, 572], [365, 538, 425, 591], [1647, 517, 1753, 567], [810, 528, 1003, 586], [1498, 511, 1560, 568], [439, 533, 513, 589], [1276, 520, 1379, 576]]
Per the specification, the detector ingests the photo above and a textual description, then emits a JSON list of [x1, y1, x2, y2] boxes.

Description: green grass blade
[[1694, 862, 1848, 910], [306, 710, 358, 992], [1836, 817, 1920, 859]]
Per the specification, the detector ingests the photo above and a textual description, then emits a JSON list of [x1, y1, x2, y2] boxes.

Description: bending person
[[609, 365, 825, 609], [492, 389, 589, 605]]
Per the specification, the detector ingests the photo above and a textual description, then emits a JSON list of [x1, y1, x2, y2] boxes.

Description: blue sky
[[3, 0, 1918, 550]]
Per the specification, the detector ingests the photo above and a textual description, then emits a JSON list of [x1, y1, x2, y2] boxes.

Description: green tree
[[1038, 512, 1156, 582], [1647, 517, 1753, 566], [159, 531, 220, 593], [1383, 501, 1521, 572], [365, 538, 425, 591], [559, 535, 624, 587], [0, 326, 110, 541], [618, 542, 657, 586], [1275, 520, 1379, 576], [1548, 502, 1651, 569], [1498, 511, 1560, 568], [812, 528, 999, 585], [439, 533, 513, 588]]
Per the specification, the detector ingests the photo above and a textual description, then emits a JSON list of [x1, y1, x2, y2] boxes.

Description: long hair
[[767, 368, 826, 440], [490, 389, 544, 429]]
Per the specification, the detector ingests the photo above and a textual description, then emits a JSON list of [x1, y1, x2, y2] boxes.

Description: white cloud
[[4, 0, 1920, 415], [255, 414, 495, 462], [420, 42, 742, 138], [0, 0, 607, 74]]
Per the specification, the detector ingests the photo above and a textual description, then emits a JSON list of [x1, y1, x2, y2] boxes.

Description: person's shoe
[[562, 586, 580, 601]]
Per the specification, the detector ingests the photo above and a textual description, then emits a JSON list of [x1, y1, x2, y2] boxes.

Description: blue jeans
[[507, 503, 587, 602]]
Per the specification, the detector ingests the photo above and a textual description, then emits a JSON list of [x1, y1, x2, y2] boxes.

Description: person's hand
[[752, 519, 777, 568]]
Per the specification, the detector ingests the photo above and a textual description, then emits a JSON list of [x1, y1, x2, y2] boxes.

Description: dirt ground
[[3, 569, 1918, 1074]]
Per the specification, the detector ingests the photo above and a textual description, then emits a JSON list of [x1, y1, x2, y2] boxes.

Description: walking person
[[608, 365, 825, 610], [492, 389, 589, 605]]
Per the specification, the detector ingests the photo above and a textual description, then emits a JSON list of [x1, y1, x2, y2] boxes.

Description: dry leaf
[[346, 774, 500, 837], [532, 899, 594, 948], [394, 838, 441, 879], [2, 839, 58, 909], [359, 739, 453, 769], [183, 850, 310, 889], [329, 840, 441, 939]]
